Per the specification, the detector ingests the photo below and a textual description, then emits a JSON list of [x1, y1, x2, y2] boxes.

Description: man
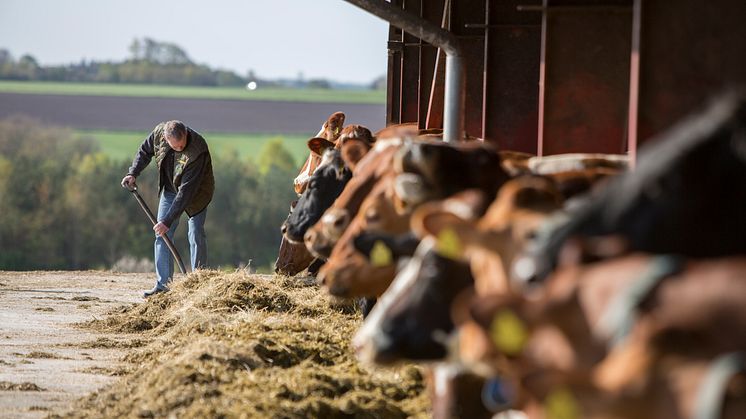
[[121, 120, 214, 297]]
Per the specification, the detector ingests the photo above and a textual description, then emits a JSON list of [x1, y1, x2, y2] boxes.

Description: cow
[[338, 124, 376, 171], [410, 176, 565, 296], [351, 191, 491, 364], [500, 355, 746, 419], [353, 237, 474, 364], [292, 111, 345, 195], [275, 112, 345, 276], [465, 253, 746, 383], [282, 125, 375, 243], [282, 149, 352, 244], [275, 200, 317, 275], [527, 153, 629, 175], [498, 150, 534, 177], [515, 92, 746, 286], [394, 140, 509, 201]]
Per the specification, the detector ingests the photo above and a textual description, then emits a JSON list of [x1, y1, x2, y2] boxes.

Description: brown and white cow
[[292, 111, 346, 195]]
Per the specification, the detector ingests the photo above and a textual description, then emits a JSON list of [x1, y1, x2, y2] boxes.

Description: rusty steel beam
[[400, 0, 422, 124], [344, 0, 465, 142], [626, 0, 641, 167], [419, 0, 447, 130]]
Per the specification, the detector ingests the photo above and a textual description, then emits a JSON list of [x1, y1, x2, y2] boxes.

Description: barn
[[349, 0, 746, 160]]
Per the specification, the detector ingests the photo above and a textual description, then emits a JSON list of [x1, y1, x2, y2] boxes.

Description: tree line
[[0, 39, 246, 87], [0, 38, 383, 89], [0, 116, 298, 272]]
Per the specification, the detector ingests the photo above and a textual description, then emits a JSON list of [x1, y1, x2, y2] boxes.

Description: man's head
[[164, 120, 187, 151]]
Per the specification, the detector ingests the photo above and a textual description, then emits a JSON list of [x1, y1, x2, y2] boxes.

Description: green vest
[[152, 123, 215, 216]]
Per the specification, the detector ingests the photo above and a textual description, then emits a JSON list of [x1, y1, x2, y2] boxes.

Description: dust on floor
[[0, 270, 153, 418]]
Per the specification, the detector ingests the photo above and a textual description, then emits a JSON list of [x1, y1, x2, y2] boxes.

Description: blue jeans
[[154, 190, 207, 289]]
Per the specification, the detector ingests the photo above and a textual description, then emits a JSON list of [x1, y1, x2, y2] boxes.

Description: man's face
[[165, 133, 187, 151]]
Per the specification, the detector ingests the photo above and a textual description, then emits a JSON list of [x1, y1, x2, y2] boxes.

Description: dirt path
[[0, 271, 154, 418]]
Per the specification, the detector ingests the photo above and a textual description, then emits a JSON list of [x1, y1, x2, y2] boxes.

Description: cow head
[[394, 141, 509, 200], [353, 238, 474, 364], [282, 149, 351, 244], [304, 140, 404, 260], [292, 112, 346, 195], [275, 200, 316, 275], [411, 177, 564, 295], [316, 175, 404, 297], [338, 124, 375, 172]]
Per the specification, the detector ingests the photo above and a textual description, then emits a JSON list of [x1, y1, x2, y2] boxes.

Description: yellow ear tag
[[436, 228, 461, 259], [370, 240, 393, 267], [544, 387, 580, 419], [489, 309, 529, 356]]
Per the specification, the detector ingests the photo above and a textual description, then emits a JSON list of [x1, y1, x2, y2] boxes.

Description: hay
[[61, 270, 431, 418], [0, 381, 45, 391], [71, 296, 100, 302], [24, 351, 68, 359], [73, 337, 145, 349]]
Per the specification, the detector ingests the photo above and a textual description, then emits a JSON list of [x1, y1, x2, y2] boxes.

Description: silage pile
[[57, 271, 430, 418]]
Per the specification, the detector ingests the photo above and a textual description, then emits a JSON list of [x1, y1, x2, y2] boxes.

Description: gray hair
[[164, 120, 187, 140]]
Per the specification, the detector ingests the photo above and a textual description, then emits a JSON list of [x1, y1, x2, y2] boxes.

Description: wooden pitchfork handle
[[124, 184, 188, 274]]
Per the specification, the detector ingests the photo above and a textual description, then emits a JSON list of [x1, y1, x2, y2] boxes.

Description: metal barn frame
[[350, 0, 746, 161]]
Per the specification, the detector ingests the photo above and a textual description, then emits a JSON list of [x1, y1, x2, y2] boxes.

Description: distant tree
[[0, 49, 11, 65], [0, 41, 249, 87], [256, 138, 296, 175], [128, 39, 142, 60], [307, 78, 331, 89], [143, 38, 158, 62], [161, 42, 192, 65], [369, 74, 386, 90]]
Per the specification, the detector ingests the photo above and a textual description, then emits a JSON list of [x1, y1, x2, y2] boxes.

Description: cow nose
[[281, 223, 288, 235]]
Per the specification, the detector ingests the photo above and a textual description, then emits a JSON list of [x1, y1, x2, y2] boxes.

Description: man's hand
[[153, 222, 169, 237], [121, 175, 136, 190]]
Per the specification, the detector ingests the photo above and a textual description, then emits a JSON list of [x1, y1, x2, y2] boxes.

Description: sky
[[0, 0, 390, 84]]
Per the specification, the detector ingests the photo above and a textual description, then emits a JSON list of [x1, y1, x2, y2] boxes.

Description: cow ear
[[325, 112, 346, 140], [341, 140, 370, 171], [394, 173, 429, 212], [308, 137, 335, 156]]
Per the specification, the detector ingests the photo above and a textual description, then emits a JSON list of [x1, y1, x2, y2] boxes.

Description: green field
[[0, 81, 385, 104], [78, 130, 311, 166]]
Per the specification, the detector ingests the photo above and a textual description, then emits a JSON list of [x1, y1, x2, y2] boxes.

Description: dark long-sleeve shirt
[[128, 129, 211, 227]]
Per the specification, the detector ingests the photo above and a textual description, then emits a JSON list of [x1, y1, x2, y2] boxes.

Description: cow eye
[[308, 180, 317, 189]]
